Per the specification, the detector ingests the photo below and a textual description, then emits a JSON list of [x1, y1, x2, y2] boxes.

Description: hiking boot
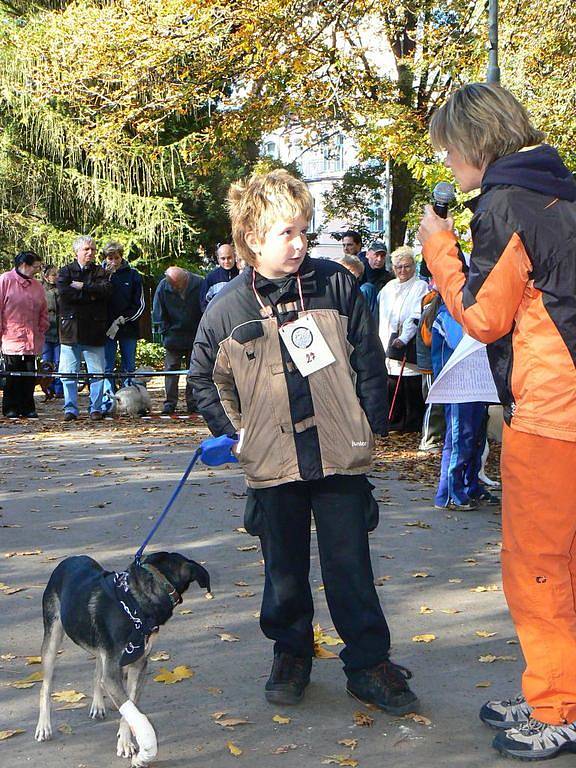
[[89, 411, 103, 421], [480, 694, 532, 730], [4, 410, 19, 419], [493, 718, 576, 760], [22, 411, 38, 419], [265, 652, 312, 706], [162, 404, 175, 416], [346, 659, 418, 716], [64, 412, 77, 422]]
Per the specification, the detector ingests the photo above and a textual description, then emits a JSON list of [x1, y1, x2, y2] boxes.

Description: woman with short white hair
[[377, 246, 428, 431]]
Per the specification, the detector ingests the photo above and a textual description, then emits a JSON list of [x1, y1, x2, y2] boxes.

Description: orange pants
[[501, 424, 576, 724]]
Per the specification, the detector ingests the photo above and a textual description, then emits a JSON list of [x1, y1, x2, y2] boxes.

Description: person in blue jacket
[[200, 244, 239, 312], [101, 242, 144, 395], [431, 300, 497, 510]]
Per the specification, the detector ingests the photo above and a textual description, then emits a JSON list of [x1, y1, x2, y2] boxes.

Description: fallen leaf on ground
[[234, 581, 249, 587], [216, 718, 251, 728], [272, 744, 298, 754], [25, 656, 42, 665], [507, 639, 519, 645], [470, 584, 500, 593], [57, 723, 73, 734], [227, 741, 242, 756], [179, 609, 193, 615], [403, 712, 432, 726], [314, 625, 343, 647], [419, 606, 434, 614], [338, 739, 358, 749], [0, 653, 16, 660], [11, 671, 43, 688], [237, 545, 258, 552], [272, 715, 291, 724], [321, 755, 359, 766], [353, 711, 374, 727], [314, 646, 339, 659], [478, 655, 517, 663], [412, 572, 430, 578], [236, 591, 256, 598], [51, 690, 86, 703], [475, 630, 497, 638], [5, 550, 42, 558], [153, 665, 194, 684], [412, 634, 436, 643], [149, 651, 170, 662], [374, 576, 390, 585], [207, 687, 223, 695], [476, 681, 492, 688], [0, 729, 25, 740], [205, 592, 214, 600], [218, 633, 239, 642], [448, 579, 462, 584], [404, 521, 431, 529], [440, 608, 461, 614], [234, 527, 248, 534]]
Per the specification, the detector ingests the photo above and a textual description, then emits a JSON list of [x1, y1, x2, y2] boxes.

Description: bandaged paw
[[119, 700, 157, 764]]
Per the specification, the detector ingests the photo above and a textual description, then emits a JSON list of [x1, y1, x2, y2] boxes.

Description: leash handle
[[388, 354, 407, 422], [135, 447, 202, 563]]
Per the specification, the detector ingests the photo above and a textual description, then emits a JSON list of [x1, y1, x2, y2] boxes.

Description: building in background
[[262, 129, 391, 259]]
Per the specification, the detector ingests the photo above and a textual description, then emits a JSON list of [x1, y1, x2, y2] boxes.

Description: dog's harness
[[102, 567, 180, 666]]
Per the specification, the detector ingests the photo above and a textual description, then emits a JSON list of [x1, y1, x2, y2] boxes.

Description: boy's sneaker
[[493, 718, 576, 760], [480, 694, 532, 729], [265, 652, 312, 705], [346, 659, 418, 716], [434, 499, 478, 511]]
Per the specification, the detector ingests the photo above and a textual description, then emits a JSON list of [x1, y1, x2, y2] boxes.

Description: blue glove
[[199, 434, 239, 466]]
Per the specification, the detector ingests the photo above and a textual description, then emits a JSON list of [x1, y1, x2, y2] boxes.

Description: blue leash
[[134, 435, 238, 563]]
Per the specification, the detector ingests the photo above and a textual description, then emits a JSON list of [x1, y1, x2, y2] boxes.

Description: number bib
[[278, 314, 336, 377]]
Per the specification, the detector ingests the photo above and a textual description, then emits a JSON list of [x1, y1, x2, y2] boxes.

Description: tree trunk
[[390, 159, 415, 249]]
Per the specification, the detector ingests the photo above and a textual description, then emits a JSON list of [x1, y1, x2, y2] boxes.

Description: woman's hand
[[417, 205, 454, 247], [391, 338, 405, 350]]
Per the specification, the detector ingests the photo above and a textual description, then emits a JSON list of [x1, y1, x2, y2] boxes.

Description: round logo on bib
[[291, 326, 313, 349]]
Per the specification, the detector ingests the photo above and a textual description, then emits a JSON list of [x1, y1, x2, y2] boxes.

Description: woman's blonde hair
[[430, 83, 545, 169], [391, 246, 415, 266], [336, 253, 365, 278], [227, 169, 313, 265]]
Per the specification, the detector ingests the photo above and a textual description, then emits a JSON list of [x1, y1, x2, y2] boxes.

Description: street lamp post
[[487, 0, 501, 83]]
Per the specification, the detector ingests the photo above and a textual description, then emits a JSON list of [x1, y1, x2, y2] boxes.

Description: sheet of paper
[[426, 334, 500, 404]]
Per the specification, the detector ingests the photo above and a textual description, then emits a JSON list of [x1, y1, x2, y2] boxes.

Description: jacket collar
[[252, 256, 318, 302]]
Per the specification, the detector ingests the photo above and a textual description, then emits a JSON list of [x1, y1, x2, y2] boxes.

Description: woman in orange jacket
[[418, 83, 576, 761]]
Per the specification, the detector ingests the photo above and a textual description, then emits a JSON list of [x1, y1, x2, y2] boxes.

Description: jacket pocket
[[60, 314, 76, 342]]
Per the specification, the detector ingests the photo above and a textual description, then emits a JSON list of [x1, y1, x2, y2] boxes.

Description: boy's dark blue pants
[[253, 474, 391, 674]]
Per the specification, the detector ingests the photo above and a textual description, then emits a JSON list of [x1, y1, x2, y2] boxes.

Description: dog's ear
[[186, 559, 211, 592]]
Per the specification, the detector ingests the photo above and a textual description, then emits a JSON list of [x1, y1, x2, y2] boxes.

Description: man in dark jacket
[[57, 235, 112, 421], [101, 241, 144, 394], [152, 266, 202, 415], [199, 244, 238, 312]]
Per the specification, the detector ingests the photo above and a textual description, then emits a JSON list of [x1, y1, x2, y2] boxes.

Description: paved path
[[0, 392, 556, 768]]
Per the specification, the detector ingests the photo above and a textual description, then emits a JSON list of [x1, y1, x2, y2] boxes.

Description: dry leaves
[[478, 655, 517, 664], [476, 681, 492, 688], [419, 606, 433, 614], [272, 714, 291, 725], [227, 741, 243, 757], [11, 671, 43, 688], [149, 651, 170, 662], [51, 690, 86, 703], [404, 521, 431, 529], [321, 755, 358, 766], [412, 572, 430, 578], [272, 744, 298, 754], [470, 584, 500, 593], [412, 634, 436, 643], [4, 550, 42, 558], [153, 665, 194, 684], [338, 739, 358, 750], [25, 656, 42, 665], [218, 633, 239, 643], [353, 711, 374, 727], [0, 729, 25, 740], [475, 630, 497, 638], [403, 712, 432, 726]]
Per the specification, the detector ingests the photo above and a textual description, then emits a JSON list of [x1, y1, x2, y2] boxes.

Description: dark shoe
[[64, 412, 77, 422], [22, 411, 38, 419], [434, 498, 479, 511], [346, 659, 418, 716], [162, 405, 175, 415], [472, 491, 501, 506], [89, 411, 103, 421], [265, 652, 312, 706], [4, 410, 19, 419], [493, 718, 576, 760], [480, 694, 532, 730]]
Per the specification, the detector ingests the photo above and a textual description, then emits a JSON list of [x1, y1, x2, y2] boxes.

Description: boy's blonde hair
[[430, 83, 545, 169], [228, 169, 314, 265]]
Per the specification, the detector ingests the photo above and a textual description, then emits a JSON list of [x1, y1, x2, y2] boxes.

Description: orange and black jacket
[[423, 144, 576, 442]]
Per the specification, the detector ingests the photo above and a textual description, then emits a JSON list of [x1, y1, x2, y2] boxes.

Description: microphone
[[432, 182, 455, 219]]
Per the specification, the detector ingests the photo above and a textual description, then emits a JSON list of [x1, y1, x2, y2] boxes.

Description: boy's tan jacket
[[189, 260, 389, 488]]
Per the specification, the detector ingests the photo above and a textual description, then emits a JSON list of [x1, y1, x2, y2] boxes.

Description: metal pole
[[487, 0, 501, 84]]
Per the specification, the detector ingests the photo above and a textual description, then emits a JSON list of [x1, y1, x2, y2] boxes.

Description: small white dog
[[107, 367, 154, 417]]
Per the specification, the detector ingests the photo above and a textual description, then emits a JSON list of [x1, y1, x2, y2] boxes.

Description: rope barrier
[[0, 370, 189, 378]]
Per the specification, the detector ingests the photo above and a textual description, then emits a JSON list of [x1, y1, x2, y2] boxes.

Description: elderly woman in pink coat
[[0, 251, 49, 418]]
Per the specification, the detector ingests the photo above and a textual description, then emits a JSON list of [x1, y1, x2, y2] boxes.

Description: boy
[[189, 170, 417, 713]]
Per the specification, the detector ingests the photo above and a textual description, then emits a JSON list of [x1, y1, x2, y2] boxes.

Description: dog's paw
[[35, 721, 53, 742], [131, 754, 154, 768], [117, 721, 137, 759], [89, 699, 106, 720]]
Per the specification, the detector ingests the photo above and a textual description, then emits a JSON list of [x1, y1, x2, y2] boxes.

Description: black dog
[[35, 552, 210, 766]]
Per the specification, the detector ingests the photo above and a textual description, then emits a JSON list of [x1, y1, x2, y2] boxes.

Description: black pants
[[253, 474, 391, 674], [388, 374, 425, 432], [2, 354, 37, 416], [164, 348, 195, 411]]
